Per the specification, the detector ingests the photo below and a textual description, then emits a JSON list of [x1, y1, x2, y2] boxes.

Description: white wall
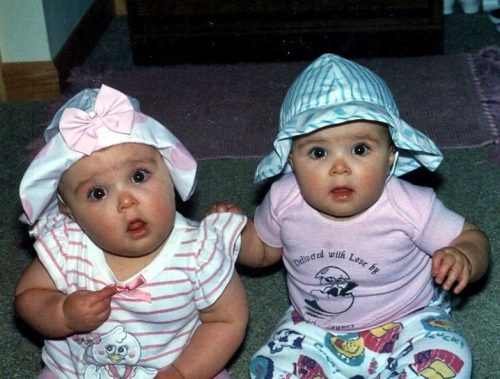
[[0, 0, 51, 62], [0, 0, 94, 63]]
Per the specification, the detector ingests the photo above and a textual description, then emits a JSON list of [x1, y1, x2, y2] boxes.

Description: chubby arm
[[208, 203, 283, 268], [15, 258, 116, 337], [156, 272, 248, 379], [239, 219, 283, 267], [432, 221, 490, 294]]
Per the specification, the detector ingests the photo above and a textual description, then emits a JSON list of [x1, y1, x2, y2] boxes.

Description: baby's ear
[[389, 145, 397, 162], [387, 146, 398, 176], [57, 194, 74, 219]]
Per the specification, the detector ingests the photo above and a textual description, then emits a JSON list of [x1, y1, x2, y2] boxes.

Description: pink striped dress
[[33, 211, 246, 378]]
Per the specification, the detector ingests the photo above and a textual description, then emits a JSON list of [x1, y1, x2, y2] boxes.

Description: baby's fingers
[[64, 287, 116, 332], [451, 269, 469, 294], [90, 285, 117, 311], [95, 285, 118, 301], [207, 203, 228, 214], [207, 203, 243, 215], [440, 264, 462, 292], [431, 250, 448, 285], [432, 249, 470, 293]]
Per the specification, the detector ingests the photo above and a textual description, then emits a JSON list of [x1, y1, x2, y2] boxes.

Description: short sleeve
[[33, 214, 83, 294], [387, 178, 465, 255], [254, 174, 300, 248], [193, 212, 247, 310], [415, 196, 465, 254], [254, 191, 282, 248]]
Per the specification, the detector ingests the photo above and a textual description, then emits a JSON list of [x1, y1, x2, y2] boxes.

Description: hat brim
[[255, 101, 442, 183], [20, 114, 197, 225]]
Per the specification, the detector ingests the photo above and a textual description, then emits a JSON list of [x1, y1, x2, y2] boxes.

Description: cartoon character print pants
[[250, 294, 472, 379]]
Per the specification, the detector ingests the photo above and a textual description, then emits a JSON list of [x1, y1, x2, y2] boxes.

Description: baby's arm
[[15, 258, 116, 337], [208, 203, 283, 268], [432, 221, 490, 294], [156, 272, 248, 379]]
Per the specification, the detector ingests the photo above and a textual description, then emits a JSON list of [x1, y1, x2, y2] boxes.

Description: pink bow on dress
[[114, 275, 151, 302], [59, 85, 135, 155]]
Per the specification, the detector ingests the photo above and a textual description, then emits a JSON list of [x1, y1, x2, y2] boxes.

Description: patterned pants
[[250, 294, 472, 379]]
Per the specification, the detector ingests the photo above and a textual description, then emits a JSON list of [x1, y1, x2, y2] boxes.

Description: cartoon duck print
[[305, 266, 358, 318], [84, 325, 157, 378], [325, 332, 365, 366]]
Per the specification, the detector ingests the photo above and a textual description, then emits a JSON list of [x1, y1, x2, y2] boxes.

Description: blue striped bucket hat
[[254, 54, 443, 183]]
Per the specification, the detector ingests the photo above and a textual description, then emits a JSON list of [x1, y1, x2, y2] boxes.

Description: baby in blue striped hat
[[213, 54, 489, 378]]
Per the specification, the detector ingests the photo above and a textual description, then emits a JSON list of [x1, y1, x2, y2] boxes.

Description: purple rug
[[47, 47, 499, 160]]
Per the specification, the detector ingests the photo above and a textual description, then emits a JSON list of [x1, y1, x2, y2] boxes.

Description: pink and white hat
[[19, 84, 197, 225]]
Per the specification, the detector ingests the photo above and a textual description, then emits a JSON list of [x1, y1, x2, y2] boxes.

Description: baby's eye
[[352, 143, 370, 156], [308, 147, 327, 159], [131, 169, 150, 184], [88, 187, 107, 201]]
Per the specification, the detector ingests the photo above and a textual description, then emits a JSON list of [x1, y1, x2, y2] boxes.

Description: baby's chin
[[320, 212, 358, 221], [104, 238, 168, 259], [317, 206, 370, 221]]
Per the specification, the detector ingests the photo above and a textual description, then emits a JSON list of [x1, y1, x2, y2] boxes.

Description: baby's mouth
[[331, 187, 353, 200], [127, 219, 148, 238]]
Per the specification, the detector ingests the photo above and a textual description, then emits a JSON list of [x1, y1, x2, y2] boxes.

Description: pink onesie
[[255, 174, 465, 332]]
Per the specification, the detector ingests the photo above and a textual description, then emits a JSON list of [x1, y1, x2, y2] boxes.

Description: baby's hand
[[432, 247, 472, 294], [63, 285, 117, 332], [207, 203, 244, 215]]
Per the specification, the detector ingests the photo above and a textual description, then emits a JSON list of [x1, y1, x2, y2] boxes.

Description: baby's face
[[58, 143, 176, 258], [290, 121, 394, 220]]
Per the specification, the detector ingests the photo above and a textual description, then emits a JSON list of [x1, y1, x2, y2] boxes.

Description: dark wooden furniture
[[127, 0, 443, 65]]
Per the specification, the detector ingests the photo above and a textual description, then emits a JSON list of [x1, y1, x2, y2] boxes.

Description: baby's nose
[[329, 158, 351, 175], [118, 192, 138, 211]]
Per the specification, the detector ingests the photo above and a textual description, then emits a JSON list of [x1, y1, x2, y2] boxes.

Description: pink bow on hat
[[59, 85, 135, 155]]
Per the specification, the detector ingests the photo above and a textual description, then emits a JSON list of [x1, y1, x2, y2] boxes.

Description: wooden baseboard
[[1, 61, 60, 101], [0, 63, 6, 101], [0, 0, 115, 101]]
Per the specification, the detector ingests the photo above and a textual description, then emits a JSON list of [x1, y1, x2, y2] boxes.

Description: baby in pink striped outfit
[[16, 85, 248, 379]]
